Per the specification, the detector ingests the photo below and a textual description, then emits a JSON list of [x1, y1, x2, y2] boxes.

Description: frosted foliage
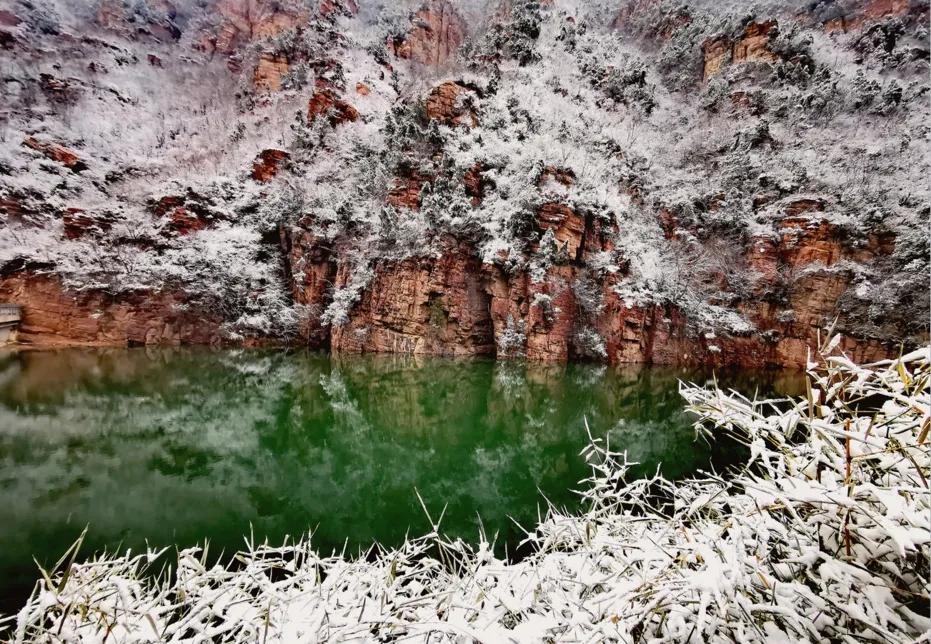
[[0, 0, 928, 341], [6, 340, 929, 642]]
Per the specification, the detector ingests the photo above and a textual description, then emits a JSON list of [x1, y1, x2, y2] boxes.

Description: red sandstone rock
[[538, 166, 576, 189], [0, 274, 227, 347], [319, 0, 358, 17], [702, 20, 779, 81], [198, 0, 309, 56], [734, 20, 779, 62], [22, 137, 87, 173], [783, 196, 826, 217], [62, 208, 117, 240], [463, 163, 486, 206], [0, 9, 20, 26], [307, 87, 359, 125], [149, 194, 217, 236], [95, 0, 126, 31], [702, 36, 731, 80], [355, 82, 371, 95], [611, 0, 691, 40], [96, 0, 180, 41], [387, 170, 432, 210], [388, 0, 467, 68], [581, 216, 618, 262], [0, 197, 33, 222], [331, 239, 495, 356], [149, 195, 186, 218], [536, 202, 586, 259], [483, 262, 584, 362], [281, 227, 336, 346], [425, 81, 478, 127], [253, 52, 289, 91], [252, 149, 291, 182], [821, 0, 916, 32], [38, 74, 79, 104], [729, 90, 766, 114], [524, 268, 578, 361], [167, 208, 209, 235]]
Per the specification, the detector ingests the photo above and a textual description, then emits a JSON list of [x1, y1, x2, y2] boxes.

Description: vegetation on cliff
[[0, 0, 928, 361]]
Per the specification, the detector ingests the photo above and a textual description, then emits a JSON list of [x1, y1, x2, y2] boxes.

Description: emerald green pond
[[0, 347, 802, 615]]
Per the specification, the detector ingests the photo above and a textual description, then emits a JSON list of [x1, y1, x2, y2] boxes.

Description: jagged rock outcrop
[[387, 169, 432, 210], [611, 0, 692, 39], [307, 86, 359, 125], [425, 81, 478, 126], [203, 0, 309, 56], [536, 203, 586, 258], [388, 0, 467, 68], [280, 226, 337, 346], [463, 163, 487, 206], [252, 149, 290, 182], [319, 0, 359, 17], [747, 197, 895, 279], [702, 20, 780, 80], [807, 0, 922, 32], [148, 193, 220, 236], [22, 137, 87, 173], [0, 274, 228, 347], [96, 0, 182, 42], [62, 209, 118, 240], [330, 240, 495, 357], [253, 52, 290, 91]]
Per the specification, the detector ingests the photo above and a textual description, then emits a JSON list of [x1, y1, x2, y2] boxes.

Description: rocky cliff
[[0, 0, 927, 366]]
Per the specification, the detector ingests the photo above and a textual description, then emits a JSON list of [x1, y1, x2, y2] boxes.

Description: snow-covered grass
[[4, 337, 928, 642]]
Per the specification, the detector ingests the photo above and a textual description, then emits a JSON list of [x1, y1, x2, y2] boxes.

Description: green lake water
[[0, 347, 803, 615]]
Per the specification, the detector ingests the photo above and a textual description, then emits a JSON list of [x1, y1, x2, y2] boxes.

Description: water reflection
[[0, 347, 801, 614]]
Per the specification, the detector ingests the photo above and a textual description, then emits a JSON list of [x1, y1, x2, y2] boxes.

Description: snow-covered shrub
[[467, 0, 545, 68], [7, 340, 928, 642], [320, 261, 373, 327], [572, 272, 604, 318], [572, 326, 607, 359], [419, 173, 480, 241], [577, 39, 656, 114], [498, 314, 527, 358]]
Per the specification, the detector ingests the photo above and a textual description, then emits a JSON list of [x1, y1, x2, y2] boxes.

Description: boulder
[[307, 87, 359, 125], [252, 149, 291, 182], [22, 137, 87, 173], [425, 81, 477, 127]]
